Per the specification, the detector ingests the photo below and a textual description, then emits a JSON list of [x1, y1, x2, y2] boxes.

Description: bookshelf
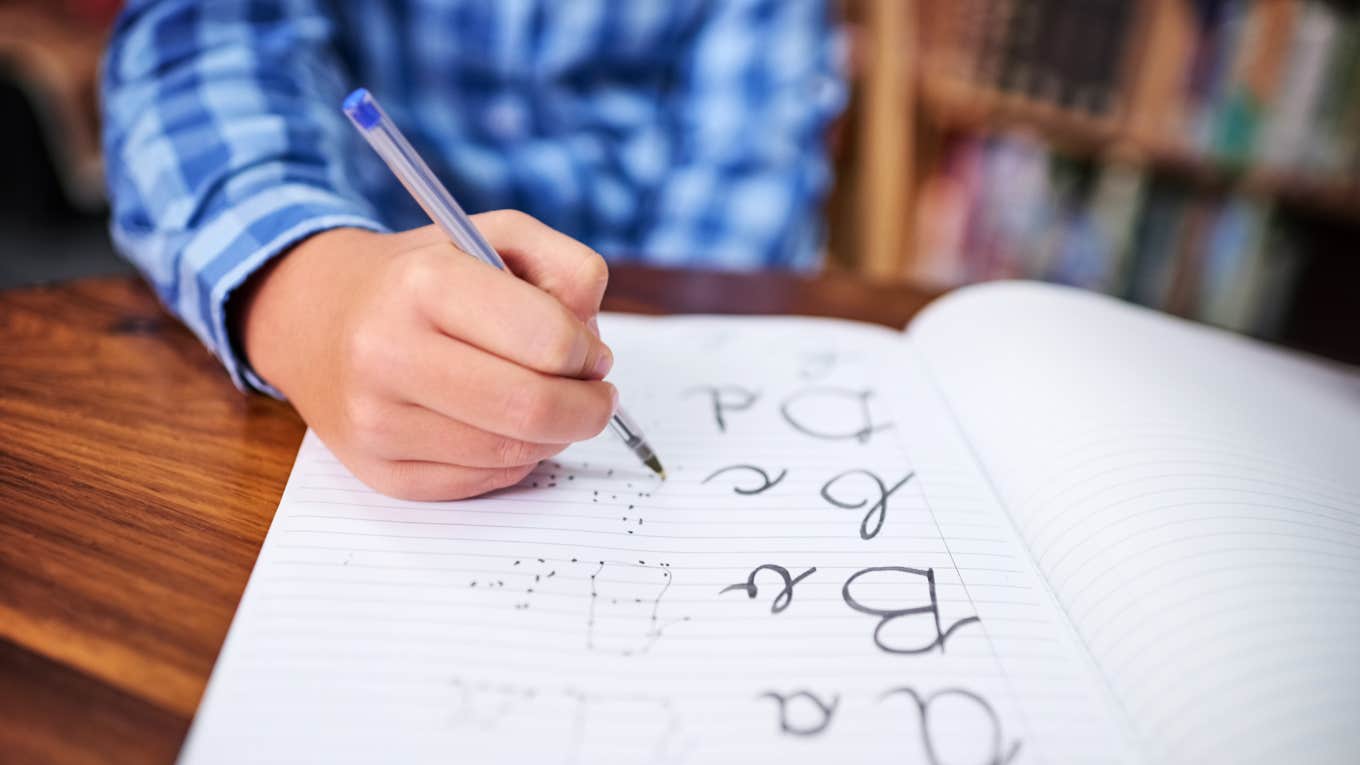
[[834, 0, 1360, 358], [920, 74, 1360, 219]]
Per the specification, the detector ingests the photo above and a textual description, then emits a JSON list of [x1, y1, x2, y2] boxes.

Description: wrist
[[231, 227, 378, 396]]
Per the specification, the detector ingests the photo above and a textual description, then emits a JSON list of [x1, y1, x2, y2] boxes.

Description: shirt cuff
[[189, 184, 388, 397]]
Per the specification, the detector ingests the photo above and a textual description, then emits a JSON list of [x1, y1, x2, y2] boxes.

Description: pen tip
[[644, 455, 666, 480]]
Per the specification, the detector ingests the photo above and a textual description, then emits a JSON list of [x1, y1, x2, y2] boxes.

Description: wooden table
[[0, 266, 937, 764]]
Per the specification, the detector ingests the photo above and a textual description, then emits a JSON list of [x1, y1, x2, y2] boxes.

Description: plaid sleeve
[[639, 0, 846, 270], [101, 0, 385, 394]]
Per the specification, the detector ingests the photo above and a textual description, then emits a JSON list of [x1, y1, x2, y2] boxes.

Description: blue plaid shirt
[[101, 0, 845, 392]]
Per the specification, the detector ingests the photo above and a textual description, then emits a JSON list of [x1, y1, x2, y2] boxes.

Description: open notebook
[[180, 282, 1360, 764]]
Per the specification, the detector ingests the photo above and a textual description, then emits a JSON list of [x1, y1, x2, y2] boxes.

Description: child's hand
[[236, 211, 617, 500]]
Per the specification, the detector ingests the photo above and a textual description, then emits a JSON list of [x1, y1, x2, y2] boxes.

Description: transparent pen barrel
[[349, 101, 507, 271], [608, 407, 654, 461]]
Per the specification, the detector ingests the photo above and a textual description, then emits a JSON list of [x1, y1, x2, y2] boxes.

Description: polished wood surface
[[0, 266, 938, 764]]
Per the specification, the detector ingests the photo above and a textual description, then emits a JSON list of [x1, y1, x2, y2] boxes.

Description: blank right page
[[909, 281, 1360, 765]]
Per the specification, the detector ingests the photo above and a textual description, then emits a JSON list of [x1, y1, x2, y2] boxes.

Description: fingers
[[370, 330, 617, 444], [312, 220, 615, 502], [350, 458, 538, 502], [347, 399, 568, 469], [403, 247, 613, 379], [472, 210, 610, 322]]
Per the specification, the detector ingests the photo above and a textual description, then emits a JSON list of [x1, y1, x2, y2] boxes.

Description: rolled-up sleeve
[[101, 0, 385, 393]]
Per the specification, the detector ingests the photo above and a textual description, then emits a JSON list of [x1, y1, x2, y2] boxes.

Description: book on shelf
[[1304, 3, 1360, 175], [1085, 158, 1148, 294], [1180, 0, 1359, 178], [1204, 0, 1296, 163], [1126, 179, 1192, 310], [1067, 0, 1135, 115], [912, 133, 1307, 340], [1259, 1, 1344, 171], [1198, 197, 1271, 332], [928, 0, 1135, 117]]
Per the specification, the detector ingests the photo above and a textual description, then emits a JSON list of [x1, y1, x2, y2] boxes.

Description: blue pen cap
[[343, 88, 382, 130]]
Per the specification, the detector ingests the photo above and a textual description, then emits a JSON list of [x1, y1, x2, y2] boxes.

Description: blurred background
[[3, 0, 1358, 362], [0, 0, 124, 284]]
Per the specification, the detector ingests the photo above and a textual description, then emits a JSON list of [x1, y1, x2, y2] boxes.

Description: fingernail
[[609, 384, 620, 413], [593, 343, 614, 378], [587, 316, 601, 337]]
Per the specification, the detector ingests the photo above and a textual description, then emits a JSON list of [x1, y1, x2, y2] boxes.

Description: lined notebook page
[[913, 282, 1360, 765], [180, 314, 1130, 764]]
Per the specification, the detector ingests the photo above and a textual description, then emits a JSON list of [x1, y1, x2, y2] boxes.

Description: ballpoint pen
[[342, 88, 665, 479]]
